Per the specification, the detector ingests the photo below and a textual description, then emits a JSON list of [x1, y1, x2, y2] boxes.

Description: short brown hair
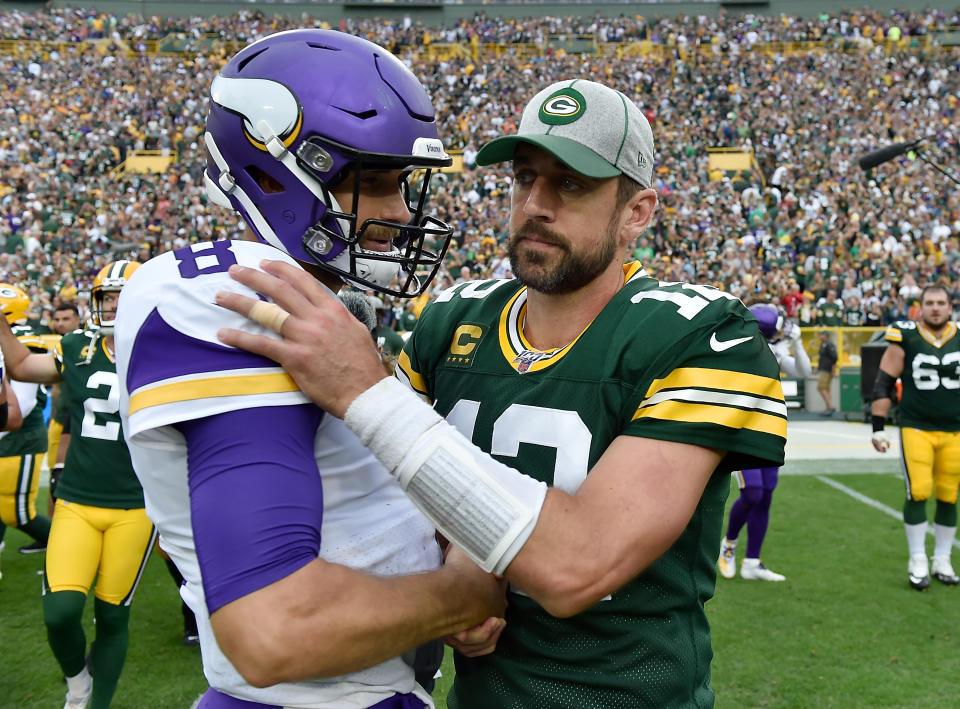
[[616, 173, 644, 210]]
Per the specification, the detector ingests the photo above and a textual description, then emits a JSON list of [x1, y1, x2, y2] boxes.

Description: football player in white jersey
[[114, 30, 504, 709], [214, 78, 787, 707]]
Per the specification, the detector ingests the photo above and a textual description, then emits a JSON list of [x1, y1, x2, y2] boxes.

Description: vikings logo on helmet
[[0, 283, 30, 325], [91, 260, 141, 334], [203, 29, 455, 298]]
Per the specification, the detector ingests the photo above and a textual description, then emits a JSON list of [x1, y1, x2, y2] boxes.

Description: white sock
[[933, 524, 957, 559], [904, 522, 928, 556], [65, 666, 91, 695], [742, 557, 759, 567]]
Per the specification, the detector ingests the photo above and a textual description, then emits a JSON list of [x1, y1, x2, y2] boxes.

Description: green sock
[[934, 500, 958, 527], [20, 515, 51, 544], [90, 599, 131, 709], [43, 590, 88, 677], [903, 498, 927, 526]]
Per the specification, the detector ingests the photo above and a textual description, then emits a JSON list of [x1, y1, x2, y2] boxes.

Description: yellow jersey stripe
[[918, 322, 956, 348], [397, 350, 428, 395], [129, 371, 300, 415], [884, 327, 903, 343], [623, 261, 645, 281], [632, 399, 788, 438], [645, 367, 784, 401]]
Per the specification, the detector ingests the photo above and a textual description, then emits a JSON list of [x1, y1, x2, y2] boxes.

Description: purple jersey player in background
[[115, 29, 505, 709], [718, 304, 812, 581]]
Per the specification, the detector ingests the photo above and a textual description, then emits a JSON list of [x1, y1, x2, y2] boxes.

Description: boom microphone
[[859, 140, 921, 170], [339, 291, 377, 334]]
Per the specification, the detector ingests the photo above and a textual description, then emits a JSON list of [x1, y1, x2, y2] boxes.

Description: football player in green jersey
[[218, 78, 787, 708], [0, 261, 156, 709], [871, 285, 960, 590], [0, 284, 52, 566]]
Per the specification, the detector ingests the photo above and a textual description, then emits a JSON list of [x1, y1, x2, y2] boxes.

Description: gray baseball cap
[[476, 79, 655, 187]]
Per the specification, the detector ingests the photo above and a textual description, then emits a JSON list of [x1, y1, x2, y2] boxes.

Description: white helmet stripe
[[204, 132, 286, 252]]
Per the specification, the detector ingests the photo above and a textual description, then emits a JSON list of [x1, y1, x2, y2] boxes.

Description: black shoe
[[183, 631, 200, 647], [818, 408, 835, 417], [18, 540, 46, 554]]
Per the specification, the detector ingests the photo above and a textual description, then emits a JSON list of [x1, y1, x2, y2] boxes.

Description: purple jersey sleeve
[[176, 404, 324, 613]]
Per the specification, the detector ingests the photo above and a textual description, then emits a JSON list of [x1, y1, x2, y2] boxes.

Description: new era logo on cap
[[476, 79, 655, 188]]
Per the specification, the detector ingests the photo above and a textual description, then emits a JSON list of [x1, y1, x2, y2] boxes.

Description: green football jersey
[[884, 321, 960, 431], [53, 331, 143, 508], [0, 324, 49, 457], [816, 300, 843, 326], [399, 264, 786, 709]]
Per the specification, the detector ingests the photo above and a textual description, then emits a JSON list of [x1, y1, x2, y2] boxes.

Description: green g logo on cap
[[538, 88, 586, 125]]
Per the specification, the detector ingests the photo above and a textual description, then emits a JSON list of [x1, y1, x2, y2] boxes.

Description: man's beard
[[507, 219, 619, 295], [922, 310, 950, 331]]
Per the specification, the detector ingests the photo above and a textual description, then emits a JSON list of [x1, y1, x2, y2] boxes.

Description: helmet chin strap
[[347, 249, 406, 290]]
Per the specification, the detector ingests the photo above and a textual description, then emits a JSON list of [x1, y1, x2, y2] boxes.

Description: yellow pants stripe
[[0, 453, 41, 527]]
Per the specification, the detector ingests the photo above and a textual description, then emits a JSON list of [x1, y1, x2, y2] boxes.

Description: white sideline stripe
[[781, 468, 898, 476], [790, 426, 870, 441], [816, 475, 960, 550]]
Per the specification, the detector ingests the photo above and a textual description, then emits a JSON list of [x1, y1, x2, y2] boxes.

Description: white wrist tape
[[345, 377, 547, 574], [871, 430, 891, 451]]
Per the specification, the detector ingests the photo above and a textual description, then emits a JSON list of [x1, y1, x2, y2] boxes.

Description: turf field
[[2, 422, 960, 707]]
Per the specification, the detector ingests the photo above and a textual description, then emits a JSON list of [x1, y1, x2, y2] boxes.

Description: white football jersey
[[115, 240, 439, 708]]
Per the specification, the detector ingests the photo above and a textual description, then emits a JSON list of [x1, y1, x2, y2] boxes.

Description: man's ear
[[620, 188, 659, 245]]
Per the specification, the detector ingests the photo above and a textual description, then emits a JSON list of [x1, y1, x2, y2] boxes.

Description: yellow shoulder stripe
[[397, 350, 428, 395], [632, 399, 788, 439], [645, 367, 783, 401], [884, 327, 903, 343], [129, 371, 300, 415]]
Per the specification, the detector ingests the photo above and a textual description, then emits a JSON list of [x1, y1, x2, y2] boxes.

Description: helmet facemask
[[296, 136, 452, 297]]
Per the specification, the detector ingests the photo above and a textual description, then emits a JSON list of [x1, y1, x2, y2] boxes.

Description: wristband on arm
[[872, 370, 898, 403], [345, 377, 547, 575]]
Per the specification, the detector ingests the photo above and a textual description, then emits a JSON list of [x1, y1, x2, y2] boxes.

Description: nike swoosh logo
[[710, 333, 753, 352]]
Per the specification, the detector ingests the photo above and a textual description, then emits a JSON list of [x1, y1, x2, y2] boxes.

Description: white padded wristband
[[345, 377, 442, 473], [344, 377, 547, 574]]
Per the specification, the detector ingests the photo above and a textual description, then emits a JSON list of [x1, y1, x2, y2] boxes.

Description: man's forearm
[[0, 319, 31, 375], [211, 557, 501, 687]]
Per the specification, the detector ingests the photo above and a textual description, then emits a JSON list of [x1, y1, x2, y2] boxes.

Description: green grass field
[[3, 461, 960, 708]]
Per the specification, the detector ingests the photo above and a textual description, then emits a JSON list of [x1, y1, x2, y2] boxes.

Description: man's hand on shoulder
[[216, 260, 387, 418]]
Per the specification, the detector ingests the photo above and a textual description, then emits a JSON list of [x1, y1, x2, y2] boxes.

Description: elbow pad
[[872, 370, 898, 402]]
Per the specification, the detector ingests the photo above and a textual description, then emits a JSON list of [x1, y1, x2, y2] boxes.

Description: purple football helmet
[[204, 29, 454, 297], [748, 303, 785, 341]]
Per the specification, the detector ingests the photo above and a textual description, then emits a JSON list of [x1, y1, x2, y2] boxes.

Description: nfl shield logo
[[513, 349, 549, 374]]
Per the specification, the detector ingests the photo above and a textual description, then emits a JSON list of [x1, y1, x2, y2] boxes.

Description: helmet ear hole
[[246, 165, 287, 194]]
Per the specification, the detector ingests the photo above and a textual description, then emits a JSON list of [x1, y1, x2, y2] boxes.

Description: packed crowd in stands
[[0, 6, 958, 335]]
